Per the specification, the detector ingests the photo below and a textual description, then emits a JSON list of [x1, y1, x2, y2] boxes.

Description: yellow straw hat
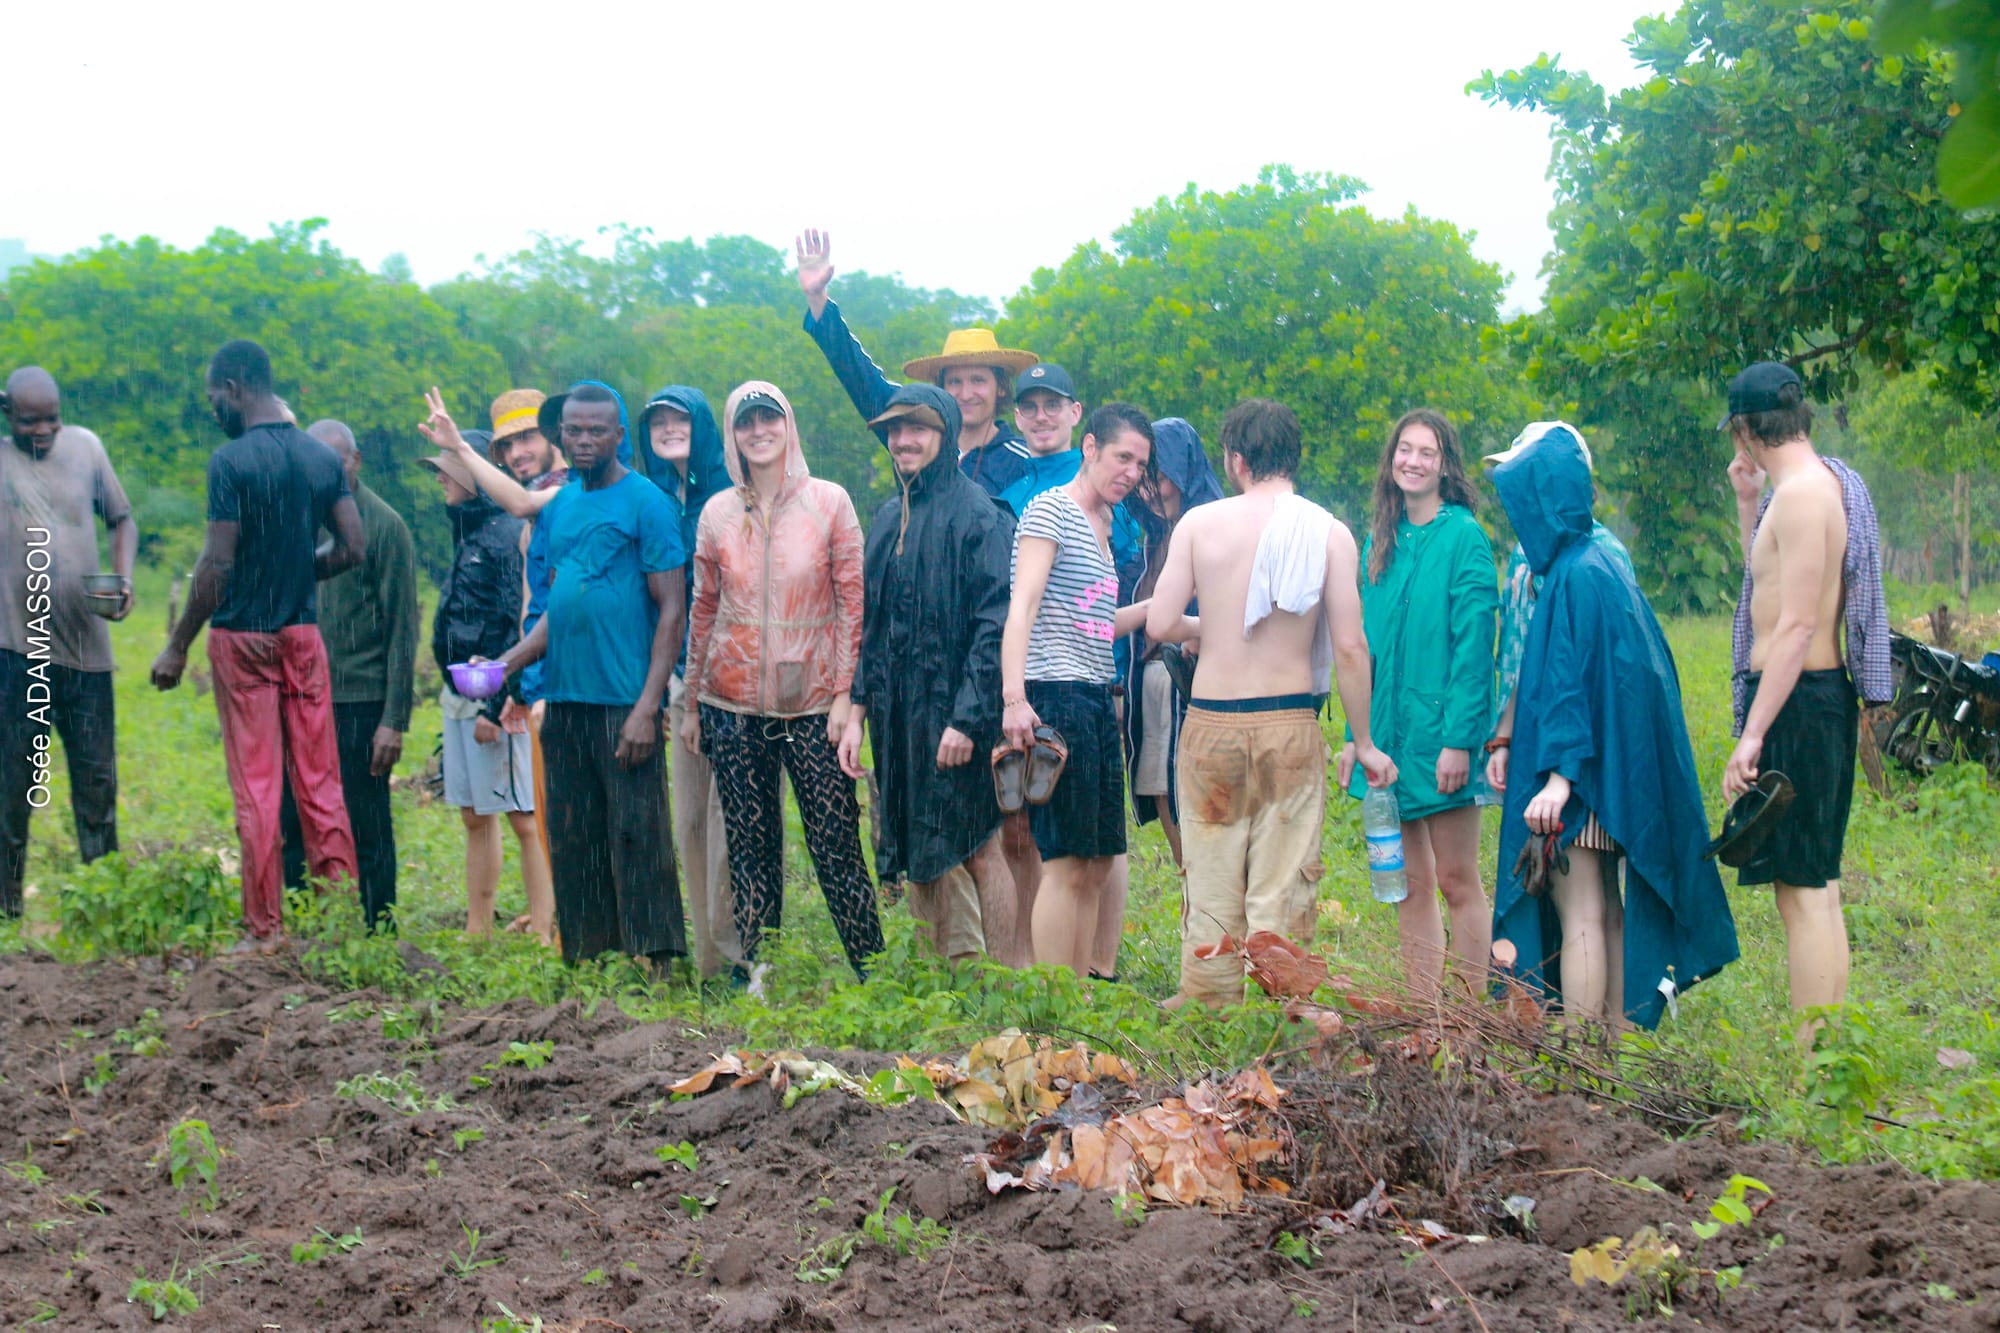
[[902, 328, 1039, 382], [488, 388, 548, 458]]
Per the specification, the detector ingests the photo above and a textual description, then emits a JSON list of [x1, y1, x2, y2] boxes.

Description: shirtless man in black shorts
[[1722, 362, 1887, 1032]]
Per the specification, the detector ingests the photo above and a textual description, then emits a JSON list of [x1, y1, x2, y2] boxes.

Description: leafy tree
[[432, 229, 999, 517], [1473, 0, 2000, 608], [0, 221, 505, 572], [1844, 366, 1999, 608], [1874, 0, 2000, 207], [999, 166, 1542, 518]]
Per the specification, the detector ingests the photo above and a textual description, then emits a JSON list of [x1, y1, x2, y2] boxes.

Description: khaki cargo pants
[[1176, 705, 1327, 1006]]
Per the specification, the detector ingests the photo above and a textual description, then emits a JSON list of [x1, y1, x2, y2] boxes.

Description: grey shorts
[[443, 713, 535, 815]]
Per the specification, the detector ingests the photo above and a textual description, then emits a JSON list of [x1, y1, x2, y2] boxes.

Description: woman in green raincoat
[[1337, 409, 1498, 1001]]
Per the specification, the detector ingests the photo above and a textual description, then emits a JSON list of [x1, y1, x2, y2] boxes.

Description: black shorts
[[1736, 668, 1858, 889], [1026, 681, 1127, 861]]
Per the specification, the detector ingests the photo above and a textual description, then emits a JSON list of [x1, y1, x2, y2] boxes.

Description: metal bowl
[[82, 573, 125, 595], [82, 574, 125, 619]]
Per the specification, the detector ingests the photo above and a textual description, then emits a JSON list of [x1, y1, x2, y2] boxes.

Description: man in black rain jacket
[[424, 444, 554, 941], [836, 383, 1023, 965]]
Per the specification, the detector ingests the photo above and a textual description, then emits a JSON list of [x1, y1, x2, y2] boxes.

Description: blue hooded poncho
[[1491, 430, 1739, 1029], [520, 380, 633, 703], [634, 386, 728, 559], [1118, 418, 1225, 826]]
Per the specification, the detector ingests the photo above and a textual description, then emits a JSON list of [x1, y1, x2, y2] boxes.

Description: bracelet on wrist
[[1003, 694, 1029, 708], [1483, 736, 1511, 754]]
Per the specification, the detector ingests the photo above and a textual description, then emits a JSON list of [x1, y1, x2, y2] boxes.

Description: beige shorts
[[1134, 659, 1175, 797]]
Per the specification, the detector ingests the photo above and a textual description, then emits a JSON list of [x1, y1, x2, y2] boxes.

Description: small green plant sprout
[[580, 1267, 608, 1286], [653, 1141, 698, 1172], [165, 1119, 222, 1213], [128, 1268, 200, 1320], [860, 1188, 951, 1260], [335, 1069, 459, 1115], [860, 1064, 939, 1109], [379, 1006, 428, 1042], [485, 1040, 555, 1072], [424, 1157, 443, 1180], [1111, 1191, 1146, 1228], [84, 1051, 118, 1097], [445, 1222, 504, 1278], [19, 1298, 58, 1325], [290, 1227, 365, 1264], [115, 1009, 170, 1057], [1927, 1282, 1961, 1301], [1690, 1175, 1773, 1241], [453, 1127, 486, 1153], [3, 1147, 47, 1186], [325, 1000, 376, 1025], [1570, 1227, 1696, 1316], [1273, 1230, 1319, 1268], [481, 1301, 544, 1332], [678, 1192, 717, 1219]]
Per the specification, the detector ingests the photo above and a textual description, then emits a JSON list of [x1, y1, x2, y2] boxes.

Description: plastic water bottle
[[1362, 786, 1408, 904]]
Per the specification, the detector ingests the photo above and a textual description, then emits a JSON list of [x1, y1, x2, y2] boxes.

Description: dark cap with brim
[[1717, 361, 1805, 430], [867, 400, 949, 433], [733, 390, 784, 424], [1015, 362, 1078, 402]]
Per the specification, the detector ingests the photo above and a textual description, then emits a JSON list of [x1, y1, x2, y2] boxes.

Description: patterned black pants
[[699, 705, 883, 977]]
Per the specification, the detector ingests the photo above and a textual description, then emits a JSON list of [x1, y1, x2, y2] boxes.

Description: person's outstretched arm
[[796, 228, 899, 429], [421, 388, 556, 519]]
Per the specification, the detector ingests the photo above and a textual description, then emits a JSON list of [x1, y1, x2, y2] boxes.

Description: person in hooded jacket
[[1488, 428, 1739, 1030], [837, 383, 1021, 966], [1339, 410, 1499, 1004], [1119, 418, 1225, 869], [421, 440, 554, 943], [682, 382, 882, 988], [634, 386, 742, 980]]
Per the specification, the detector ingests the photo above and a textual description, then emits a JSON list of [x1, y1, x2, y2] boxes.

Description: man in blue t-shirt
[[494, 383, 688, 970]]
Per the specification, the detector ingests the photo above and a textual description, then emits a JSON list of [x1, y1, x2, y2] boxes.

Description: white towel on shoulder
[[1244, 493, 1335, 694]]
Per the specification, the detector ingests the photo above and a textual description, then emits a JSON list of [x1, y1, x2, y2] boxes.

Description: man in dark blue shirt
[[152, 340, 365, 949]]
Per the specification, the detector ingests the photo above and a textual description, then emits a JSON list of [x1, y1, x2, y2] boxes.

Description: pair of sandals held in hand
[[992, 727, 1067, 815], [1514, 770, 1796, 897]]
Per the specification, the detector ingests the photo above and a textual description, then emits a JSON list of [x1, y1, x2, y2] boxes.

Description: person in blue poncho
[[1488, 427, 1739, 1030], [633, 386, 741, 981]]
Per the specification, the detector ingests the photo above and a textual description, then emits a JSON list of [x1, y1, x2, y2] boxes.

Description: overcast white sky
[[12, 1, 1661, 315]]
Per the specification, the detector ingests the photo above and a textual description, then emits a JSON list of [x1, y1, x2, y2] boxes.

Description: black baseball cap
[[1718, 361, 1804, 430], [733, 390, 784, 424], [1015, 363, 1077, 402]]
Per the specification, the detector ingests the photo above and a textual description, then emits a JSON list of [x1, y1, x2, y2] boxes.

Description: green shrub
[[56, 850, 237, 958]]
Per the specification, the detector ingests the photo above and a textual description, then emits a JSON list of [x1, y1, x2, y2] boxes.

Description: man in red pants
[[152, 340, 364, 951]]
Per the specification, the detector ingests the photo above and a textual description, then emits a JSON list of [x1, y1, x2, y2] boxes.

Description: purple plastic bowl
[[448, 660, 508, 700]]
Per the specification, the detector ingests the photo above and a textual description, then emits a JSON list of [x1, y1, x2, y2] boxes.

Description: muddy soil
[[0, 951, 1995, 1331]]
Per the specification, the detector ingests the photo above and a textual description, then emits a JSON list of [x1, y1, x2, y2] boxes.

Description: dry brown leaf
[[1091, 1051, 1137, 1084], [1222, 1065, 1285, 1110], [1283, 998, 1346, 1037], [1243, 931, 1330, 999], [1190, 932, 1242, 961], [666, 1051, 760, 1096]]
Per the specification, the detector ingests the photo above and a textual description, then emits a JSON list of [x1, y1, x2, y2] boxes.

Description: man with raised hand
[[1148, 399, 1395, 1007], [277, 419, 417, 932], [838, 383, 1019, 966], [795, 228, 1041, 497], [0, 367, 137, 917], [1721, 361, 1890, 1029], [153, 340, 362, 951]]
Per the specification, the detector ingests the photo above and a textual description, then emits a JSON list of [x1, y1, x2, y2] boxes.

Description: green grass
[[10, 569, 2000, 1176]]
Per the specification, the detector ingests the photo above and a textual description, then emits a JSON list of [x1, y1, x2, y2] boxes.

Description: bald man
[[277, 420, 419, 930], [0, 367, 137, 916]]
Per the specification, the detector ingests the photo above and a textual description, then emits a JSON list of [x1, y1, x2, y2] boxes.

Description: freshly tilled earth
[[0, 951, 1995, 1330]]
